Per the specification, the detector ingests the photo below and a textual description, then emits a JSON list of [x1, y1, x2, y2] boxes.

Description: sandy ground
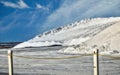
[[0, 47, 120, 75]]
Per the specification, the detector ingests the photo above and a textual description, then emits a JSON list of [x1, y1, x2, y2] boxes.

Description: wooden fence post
[[93, 49, 99, 75], [8, 50, 13, 75]]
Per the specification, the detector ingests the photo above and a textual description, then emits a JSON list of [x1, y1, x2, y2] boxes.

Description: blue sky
[[0, 0, 120, 42]]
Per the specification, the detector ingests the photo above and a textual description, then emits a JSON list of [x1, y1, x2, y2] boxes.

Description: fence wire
[[1, 49, 120, 75], [6, 53, 120, 60]]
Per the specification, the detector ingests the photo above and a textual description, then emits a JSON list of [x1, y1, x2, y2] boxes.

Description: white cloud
[[18, 0, 29, 8], [42, 0, 120, 30], [0, 1, 19, 8], [36, 3, 49, 10], [36, 4, 42, 9], [0, 0, 29, 9], [0, 11, 19, 33]]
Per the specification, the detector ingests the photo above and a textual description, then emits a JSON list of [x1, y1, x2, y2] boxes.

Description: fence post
[[8, 50, 13, 75], [93, 49, 99, 75]]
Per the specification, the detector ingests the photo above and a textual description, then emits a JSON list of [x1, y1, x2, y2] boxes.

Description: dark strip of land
[[0, 42, 21, 49]]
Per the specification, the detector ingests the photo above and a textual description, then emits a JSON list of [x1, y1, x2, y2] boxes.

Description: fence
[[0, 48, 120, 75]]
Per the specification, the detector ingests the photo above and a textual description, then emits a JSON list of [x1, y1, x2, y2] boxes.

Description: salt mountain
[[14, 17, 120, 50]]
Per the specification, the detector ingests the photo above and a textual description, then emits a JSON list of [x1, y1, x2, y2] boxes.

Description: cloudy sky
[[0, 0, 120, 42]]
